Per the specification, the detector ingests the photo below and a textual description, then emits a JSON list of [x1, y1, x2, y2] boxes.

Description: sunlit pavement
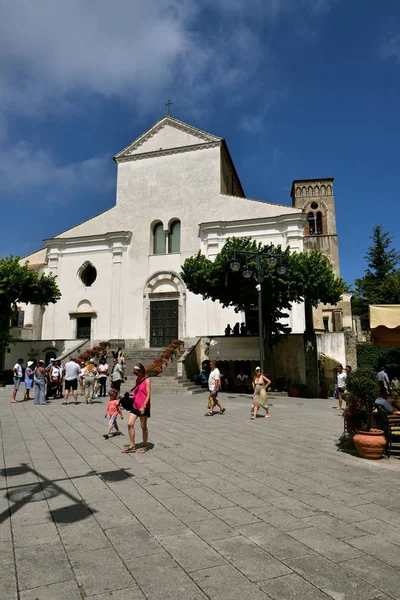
[[1, 387, 400, 600]]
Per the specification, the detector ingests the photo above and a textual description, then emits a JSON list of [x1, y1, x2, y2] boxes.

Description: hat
[[18, 357, 23, 362], [108, 388, 118, 399], [89, 358, 95, 363], [27, 360, 34, 367], [255, 366, 261, 371], [38, 360, 44, 365], [50, 358, 55, 361]]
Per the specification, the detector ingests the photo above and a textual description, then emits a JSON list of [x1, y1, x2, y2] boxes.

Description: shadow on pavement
[[0, 464, 97, 525]]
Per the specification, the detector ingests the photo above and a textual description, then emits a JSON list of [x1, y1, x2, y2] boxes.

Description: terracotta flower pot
[[353, 429, 386, 460]]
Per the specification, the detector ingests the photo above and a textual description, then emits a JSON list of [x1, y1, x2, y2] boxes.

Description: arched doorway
[[144, 271, 186, 347]]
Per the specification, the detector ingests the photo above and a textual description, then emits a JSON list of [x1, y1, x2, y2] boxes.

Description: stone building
[[4, 115, 352, 378]]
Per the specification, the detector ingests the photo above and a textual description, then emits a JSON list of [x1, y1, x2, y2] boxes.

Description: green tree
[[0, 256, 61, 349], [353, 226, 400, 329], [181, 237, 346, 337]]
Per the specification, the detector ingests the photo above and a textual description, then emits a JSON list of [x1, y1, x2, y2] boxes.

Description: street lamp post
[[230, 249, 286, 373]]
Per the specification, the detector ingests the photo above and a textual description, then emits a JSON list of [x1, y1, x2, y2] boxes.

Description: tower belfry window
[[307, 203, 324, 236]]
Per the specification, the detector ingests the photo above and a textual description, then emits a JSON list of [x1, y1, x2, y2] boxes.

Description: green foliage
[[357, 344, 400, 373], [345, 367, 380, 432], [353, 226, 400, 329], [181, 237, 346, 336], [0, 256, 61, 347]]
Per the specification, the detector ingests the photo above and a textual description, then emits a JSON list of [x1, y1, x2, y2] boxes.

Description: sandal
[[205, 411, 213, 417], [137, 447, 147, 453], [220, 408, 226, 415], [250, 416, 255, 420], [122, 446, 136, 453]]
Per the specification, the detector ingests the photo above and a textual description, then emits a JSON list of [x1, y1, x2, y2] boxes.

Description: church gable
[[114, 116, 221, 161]]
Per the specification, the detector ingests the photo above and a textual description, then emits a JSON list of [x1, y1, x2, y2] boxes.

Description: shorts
[[209, 389, 218, 399], [112, 380, 122, 391], [130, 406, 151, 418], [337, 387, 345, 394], [65, 378, 78, 392], [13, 377, 21, 390], [108, 415, 118, 429]]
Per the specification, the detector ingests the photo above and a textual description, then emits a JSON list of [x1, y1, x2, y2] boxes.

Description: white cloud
[[380, 34, 400, 63], [0, 142, 113, 200], [0, 0, 334, 120]]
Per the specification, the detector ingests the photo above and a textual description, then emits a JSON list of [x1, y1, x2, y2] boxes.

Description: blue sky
[[0, 0, 399, 285]]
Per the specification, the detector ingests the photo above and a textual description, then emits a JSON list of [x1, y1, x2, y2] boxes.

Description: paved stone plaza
[[1, 388, 400, 600]]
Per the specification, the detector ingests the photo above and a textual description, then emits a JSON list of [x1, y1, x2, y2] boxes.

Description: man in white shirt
[[336, 365, 347, 411], [63, 358, 81, 405], [11, 357, 24, 403], [377, 367, 390, 395], [205, 361, 225, 416]]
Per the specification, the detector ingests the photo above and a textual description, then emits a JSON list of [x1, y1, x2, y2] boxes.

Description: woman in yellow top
[[251, 367, 271, 420]]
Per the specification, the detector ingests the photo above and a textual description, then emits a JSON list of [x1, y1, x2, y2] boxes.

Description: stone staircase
[[109, 347, 205, 395]]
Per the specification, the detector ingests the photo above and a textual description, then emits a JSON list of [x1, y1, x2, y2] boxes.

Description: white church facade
[[18, 116, 312, 350], [10, 115, 350, 370]]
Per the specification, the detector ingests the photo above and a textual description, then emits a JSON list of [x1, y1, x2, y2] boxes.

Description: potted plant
[[344, 368, 385, 459], [289, 382, 308, 398]]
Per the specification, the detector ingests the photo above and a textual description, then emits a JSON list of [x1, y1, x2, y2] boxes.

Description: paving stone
[[249, 505, 305, 531], [69, 547, 134, 596], [12, 522, 59, 548], [355, 517, 400, 546], [346, 533, 400, 568], [160, 495, 210, 523], [191, 563, 269, 600], [127, 551, 207, 599], [285, 553, 381, 600], [260, 572, 333, 600], [212, 506, 261, 527], [238, 522, 310, 560], [58, 520, 112, 551], [266, 495, 321, 518], [300, 514, 368, 541], [19, 580, 82, 600], [357, 503, 400, 526], [343, 554, 400, 599], [137, 506, 190, 536], [188, 516, 238, 542], [0, 552, 17, 599], [105, 524, 163, 558], [157, 530, 226, 572], [88, 587, 146, 600], [212, 535, 292, 582], [15, 541, 73, 591], [183, 486, 236, 510], [287, 526, 363, 562], [222, 490, 267, 509]]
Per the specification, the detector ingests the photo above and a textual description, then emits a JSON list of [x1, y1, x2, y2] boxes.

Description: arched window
[[168, 220, 181, 253], [308, 211, 316, 235], [153, 222, 166, 255], [316, 211, 323, 235], [307, 208, 324, 236], [80, 263, 97, 287]]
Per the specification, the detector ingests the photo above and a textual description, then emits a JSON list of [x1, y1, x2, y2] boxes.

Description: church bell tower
[[291, 178, 340, 276]]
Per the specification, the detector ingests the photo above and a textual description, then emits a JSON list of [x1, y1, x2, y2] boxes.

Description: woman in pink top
[[122, 363, 151, 454]]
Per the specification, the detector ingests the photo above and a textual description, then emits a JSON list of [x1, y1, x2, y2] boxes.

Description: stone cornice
[[199, 211, 306, 233], [115, 141, 221, 164], [44, 231, 132, 249]]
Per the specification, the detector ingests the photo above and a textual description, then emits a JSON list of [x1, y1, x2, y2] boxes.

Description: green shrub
[[345, 367, 379, 432], [357, 344, 400, 373]]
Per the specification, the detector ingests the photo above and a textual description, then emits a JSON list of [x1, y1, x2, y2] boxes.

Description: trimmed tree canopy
[[0, 256, 61, 347], [181, 237, 346, 336]]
